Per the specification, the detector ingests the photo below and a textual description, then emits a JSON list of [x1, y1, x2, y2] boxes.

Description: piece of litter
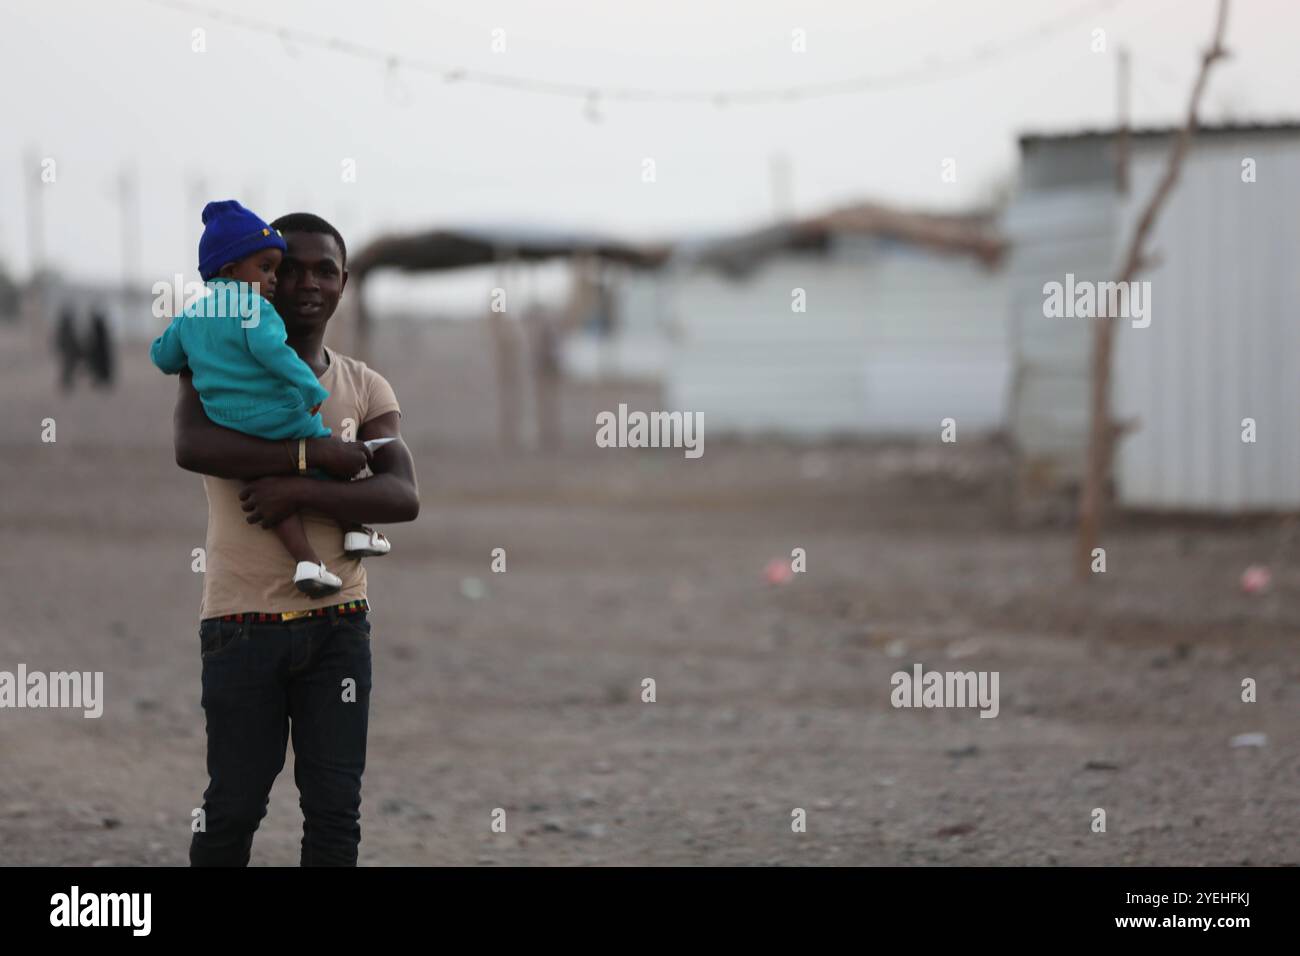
[[1230, 732, 1267, 748], [946, 639, 983, 660], [935, 821, 977, 839], [459, 577, 488, 601], [1240, 565, 1271, 594], [763, 558, 793, 586]]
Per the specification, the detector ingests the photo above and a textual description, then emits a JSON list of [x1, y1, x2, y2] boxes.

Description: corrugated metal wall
[[664, 238, 1008, 437], [1113, 135, 1300, 510], [1005, 184, 1118, 485], [559, 271, 670, 382]]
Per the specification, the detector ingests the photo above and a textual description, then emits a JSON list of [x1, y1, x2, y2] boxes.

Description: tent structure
[[349, 225, 669, 449], [350, 225, 668, 278]]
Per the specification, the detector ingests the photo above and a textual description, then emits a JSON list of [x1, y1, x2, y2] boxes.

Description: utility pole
[[186, 174, 209, 265], [117, 163, 142, 289], [1116, 47, 1131, 195], [23, 147, 46, 279], [22, 147, 49, 346]]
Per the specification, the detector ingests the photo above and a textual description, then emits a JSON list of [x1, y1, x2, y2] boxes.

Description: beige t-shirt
[[199, 346, 401, 619]]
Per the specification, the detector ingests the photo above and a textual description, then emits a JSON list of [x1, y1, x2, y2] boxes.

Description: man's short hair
[[269, 213, 347, 268]]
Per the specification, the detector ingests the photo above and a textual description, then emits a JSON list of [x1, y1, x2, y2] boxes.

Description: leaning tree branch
[[1076, 0, 1230, 579]]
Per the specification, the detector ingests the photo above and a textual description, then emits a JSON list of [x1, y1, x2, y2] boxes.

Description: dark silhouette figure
[[87, 311, 116, 388], [54, 306, 82, 392]]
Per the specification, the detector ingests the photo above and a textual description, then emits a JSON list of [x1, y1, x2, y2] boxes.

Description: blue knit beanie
[[198, 200, 288, 281]]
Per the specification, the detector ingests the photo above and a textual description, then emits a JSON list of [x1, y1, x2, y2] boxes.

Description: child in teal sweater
[[151, 200, 389, 597]]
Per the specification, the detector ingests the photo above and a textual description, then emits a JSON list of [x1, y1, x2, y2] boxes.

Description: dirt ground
[[0, 317, 1296, 866]]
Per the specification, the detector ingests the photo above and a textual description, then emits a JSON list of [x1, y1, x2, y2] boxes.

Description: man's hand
[[239, 476, 308, 528], [307, 436, 373, 479]]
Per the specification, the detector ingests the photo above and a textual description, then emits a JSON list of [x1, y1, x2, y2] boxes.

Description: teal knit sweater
[[149, 279, 330, 433]]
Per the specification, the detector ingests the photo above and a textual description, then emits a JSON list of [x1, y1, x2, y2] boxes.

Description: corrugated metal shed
[[666, 222, 1009, 437], [1008, 122, 1300, 511], [559, 270, 671, 382], [1113, 132, 1300, 510], [1005, 185, 1118, 487]]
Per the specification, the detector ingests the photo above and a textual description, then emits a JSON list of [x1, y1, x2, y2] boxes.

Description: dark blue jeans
[[189, 607, 372, 866]]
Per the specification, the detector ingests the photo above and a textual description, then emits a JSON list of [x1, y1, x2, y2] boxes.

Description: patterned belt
[[207, 598, 369, 625]]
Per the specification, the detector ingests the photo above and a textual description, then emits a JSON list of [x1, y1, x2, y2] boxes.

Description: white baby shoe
[[294, 561, 343, 597], [344, 527, 392, 558]]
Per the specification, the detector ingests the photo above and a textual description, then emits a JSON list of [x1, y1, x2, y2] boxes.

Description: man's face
[[274, 231, 348, 334]]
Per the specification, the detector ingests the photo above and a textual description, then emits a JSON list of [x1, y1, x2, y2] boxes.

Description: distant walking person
[[53, 305, 81, 391], [87, 309, 116, 388]]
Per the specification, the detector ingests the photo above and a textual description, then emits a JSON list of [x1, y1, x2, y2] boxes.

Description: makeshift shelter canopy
[[350, 225, 669, 278], [679, 200, 1008, 279], [347, 224, 668, 453]]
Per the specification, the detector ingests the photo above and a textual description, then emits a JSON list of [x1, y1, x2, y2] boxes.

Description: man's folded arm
[[293, 411, 419, 524], [173, 369, 298, 479]]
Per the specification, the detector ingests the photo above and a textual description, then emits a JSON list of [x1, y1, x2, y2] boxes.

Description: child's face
[[219, 248, 283, 299]]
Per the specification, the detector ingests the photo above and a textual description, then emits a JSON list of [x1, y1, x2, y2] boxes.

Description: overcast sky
[[3, 0, 1297, 289]]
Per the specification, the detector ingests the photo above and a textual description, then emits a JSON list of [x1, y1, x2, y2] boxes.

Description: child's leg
[[230, 411, 341, 594], [341, 522, 392, 557], [272, 512, 321, 565], [272, 511, 342, 596], [292, 464, 382, 557]]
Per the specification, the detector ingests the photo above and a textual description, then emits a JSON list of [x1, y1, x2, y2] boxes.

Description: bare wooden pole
[[488, 255, 522, 450], [526, 301, 561, 452], [352, 275, 372, 365], [1076, 0, 1230, 579]]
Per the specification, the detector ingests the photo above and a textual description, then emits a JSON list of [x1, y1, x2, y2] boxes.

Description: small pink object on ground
[[764, 558, 793, 586], [1240, 565, 1271, 594]]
